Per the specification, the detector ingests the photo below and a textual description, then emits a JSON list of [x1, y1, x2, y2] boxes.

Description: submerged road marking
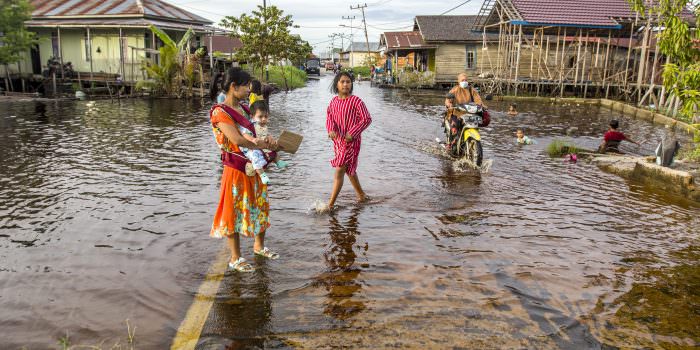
[[170, 248, 228, 350]]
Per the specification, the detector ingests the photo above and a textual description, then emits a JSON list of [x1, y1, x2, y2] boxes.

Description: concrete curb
[[495, 96, 699, 136], [590, 155, 700, 202]]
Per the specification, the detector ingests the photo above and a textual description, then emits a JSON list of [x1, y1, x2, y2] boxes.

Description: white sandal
[[228, 257, 254, 272], [254, 247, 279, 260]]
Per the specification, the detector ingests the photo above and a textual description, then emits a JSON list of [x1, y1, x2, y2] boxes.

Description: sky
[[167, 0, 486, 55]]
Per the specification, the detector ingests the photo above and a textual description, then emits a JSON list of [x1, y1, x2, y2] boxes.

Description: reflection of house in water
[[315, 208, 368, 320]]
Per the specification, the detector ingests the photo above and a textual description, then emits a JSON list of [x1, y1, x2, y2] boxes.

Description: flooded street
[[1, 75, 699, 349]]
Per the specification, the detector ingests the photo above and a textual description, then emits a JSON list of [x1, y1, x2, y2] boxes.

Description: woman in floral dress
[[209, 67, 279, 272]]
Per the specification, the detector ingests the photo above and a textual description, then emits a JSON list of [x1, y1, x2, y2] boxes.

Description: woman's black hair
[[609, 119, 619, 129], [209, 67, 252, 101], [262, 84, 275, 100], [250, 80, 262, 95], [330, 71, 354, 94], [250, 100, 269, 116]]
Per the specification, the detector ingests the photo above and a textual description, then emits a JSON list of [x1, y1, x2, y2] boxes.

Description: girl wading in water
[[209, 67, 280, 272], [325, 72, 372, 211]]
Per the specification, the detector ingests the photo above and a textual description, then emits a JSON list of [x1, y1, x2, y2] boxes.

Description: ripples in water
[[1, 77, 698, 348]]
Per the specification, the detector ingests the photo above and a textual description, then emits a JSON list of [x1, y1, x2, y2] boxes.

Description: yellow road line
[[170, 248, 228, 350]]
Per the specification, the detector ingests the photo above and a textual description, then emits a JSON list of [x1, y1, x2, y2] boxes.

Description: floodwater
[[1, 76, 698, 349]]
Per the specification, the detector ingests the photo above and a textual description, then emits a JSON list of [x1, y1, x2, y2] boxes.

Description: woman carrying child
[[326, 72, 372, 210], [208, 67, 280, 272]]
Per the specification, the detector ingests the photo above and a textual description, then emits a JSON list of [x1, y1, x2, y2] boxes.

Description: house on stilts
[[470, 0, 695, 106]]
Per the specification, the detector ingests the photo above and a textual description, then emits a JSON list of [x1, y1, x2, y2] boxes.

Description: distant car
[[305, 58, 321, 76], [325, 62, 335, 70]]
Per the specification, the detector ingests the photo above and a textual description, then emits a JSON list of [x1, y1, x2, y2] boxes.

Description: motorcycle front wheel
[[462, 137, 483, 167]]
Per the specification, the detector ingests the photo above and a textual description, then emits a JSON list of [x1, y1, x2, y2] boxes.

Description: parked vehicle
[[305, 58, 321, 76]]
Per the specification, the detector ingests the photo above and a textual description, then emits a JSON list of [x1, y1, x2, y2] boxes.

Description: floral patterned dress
[[210, 105, 270, 238]]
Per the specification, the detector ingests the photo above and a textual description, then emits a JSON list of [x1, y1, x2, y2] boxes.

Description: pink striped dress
[[325, 95, 372, 176]]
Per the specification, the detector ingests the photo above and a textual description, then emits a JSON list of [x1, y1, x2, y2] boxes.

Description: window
[[466, 51, 475, 69]]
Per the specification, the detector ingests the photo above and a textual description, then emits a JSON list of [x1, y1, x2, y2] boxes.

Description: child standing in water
[[507, 103, 518, 116], [325, 72, 372, 210], [516, 129, 533, 145]]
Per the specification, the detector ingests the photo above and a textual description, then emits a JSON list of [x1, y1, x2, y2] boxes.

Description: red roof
[[381, 31, 429, 50], [510, 0, 635, 27]]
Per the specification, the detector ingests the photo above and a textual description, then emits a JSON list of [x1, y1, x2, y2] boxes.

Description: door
[[30, 44, 41, 75]]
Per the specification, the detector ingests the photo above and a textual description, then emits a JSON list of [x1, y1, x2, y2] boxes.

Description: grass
[[247, 65, 307, 90], [52, 319, 136, 350], [545, 139, 585, 157]]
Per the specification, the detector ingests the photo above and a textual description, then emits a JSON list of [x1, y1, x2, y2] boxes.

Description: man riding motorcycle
[[442, 73, 490, 155]]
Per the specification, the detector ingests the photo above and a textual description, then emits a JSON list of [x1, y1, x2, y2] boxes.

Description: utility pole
[[342, 15, 356, 67], [351, 3, 372, 68]]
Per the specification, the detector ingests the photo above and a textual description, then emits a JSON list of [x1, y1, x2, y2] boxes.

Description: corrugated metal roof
[[381, 31, 429, 50], [343, 42, 381, 52], [415, 15, 499, 42], [205, 35, 244, 53], [24, 18, 212, 31], [510, 0, 635, 27], [30, 0, 211, 24]]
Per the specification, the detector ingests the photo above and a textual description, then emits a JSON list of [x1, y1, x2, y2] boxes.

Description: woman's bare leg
[[328, 166, 346, 209], [254, 230, 265, 253], [347, 173, 367, 202], [227, 234, 241, 263]]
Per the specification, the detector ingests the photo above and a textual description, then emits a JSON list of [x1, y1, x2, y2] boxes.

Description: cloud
[[169, 0, 483, 53]]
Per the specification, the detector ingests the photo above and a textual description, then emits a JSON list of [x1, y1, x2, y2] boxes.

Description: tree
[[141, 25, 194, 96], [628, 0, 700, 159], [276, 35, 312, 90], [220, 5, 296, 82], [628, 0, 699, 121], [0, 0, 37, 91]]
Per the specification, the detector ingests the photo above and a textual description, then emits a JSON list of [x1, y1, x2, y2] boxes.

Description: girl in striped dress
[[326, 72, 372, 210]]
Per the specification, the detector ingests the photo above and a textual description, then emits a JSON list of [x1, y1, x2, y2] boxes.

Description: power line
[[440, 0, 472, 15]]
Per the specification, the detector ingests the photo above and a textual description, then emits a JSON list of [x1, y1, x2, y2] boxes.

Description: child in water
[[238, 100, 287, 184], [516, 129, 533, 145], [507, 103, 518, 116]]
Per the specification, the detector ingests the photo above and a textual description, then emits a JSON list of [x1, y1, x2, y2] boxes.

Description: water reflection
[[315, 207, 367, 320]]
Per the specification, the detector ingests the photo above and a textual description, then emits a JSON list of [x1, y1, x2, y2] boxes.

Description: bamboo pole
[[530, 29, 536, 79], [574, 29, 582, 86], [636, 22, 651, 101], [514, 25, 523, 95], [559, 28, 567, 97], [536, 28, 544, 97], [623, 21, 635, 91], [603, 30, 612, 98]]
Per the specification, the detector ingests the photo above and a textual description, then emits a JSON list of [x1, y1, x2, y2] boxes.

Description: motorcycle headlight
[[466, 104, 479, 114]]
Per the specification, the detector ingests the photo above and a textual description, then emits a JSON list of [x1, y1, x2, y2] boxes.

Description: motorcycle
[[442, 103, 487, 167]]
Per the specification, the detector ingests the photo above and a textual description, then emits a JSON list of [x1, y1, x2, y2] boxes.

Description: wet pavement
[[1, 75, 698, 349]]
